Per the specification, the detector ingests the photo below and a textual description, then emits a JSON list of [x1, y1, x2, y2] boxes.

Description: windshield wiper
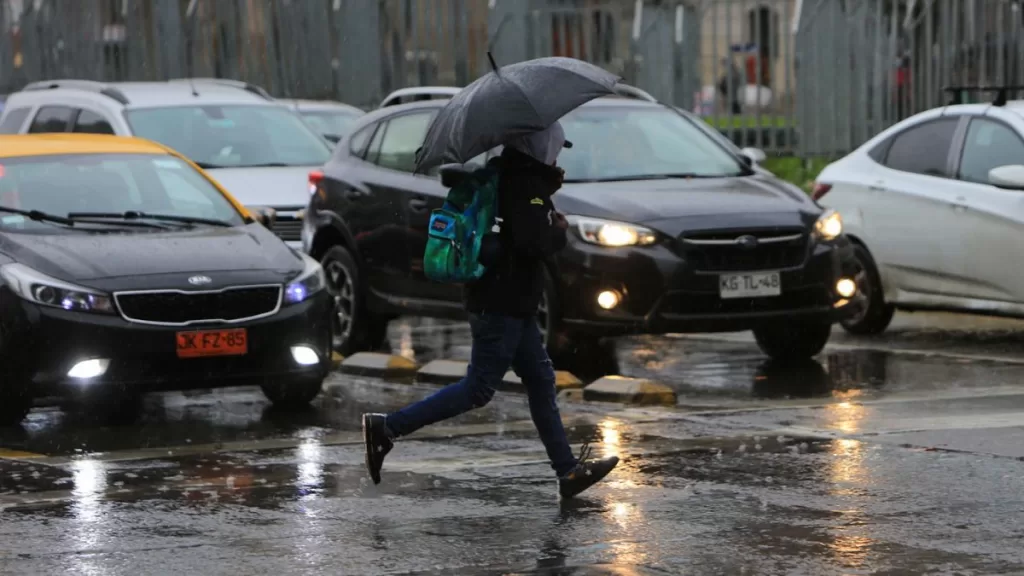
[[193, 161, 227, 170], [239, 162, 295, 168], [67, 211, 234, 228], [0, 206, 76, 226]]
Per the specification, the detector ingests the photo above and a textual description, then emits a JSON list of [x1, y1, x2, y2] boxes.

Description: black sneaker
[[558, 442, 619, 499], [362, 413, 394, 485]]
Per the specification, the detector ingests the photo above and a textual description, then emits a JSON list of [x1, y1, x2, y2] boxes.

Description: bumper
[[1, 289, 333, 399], [555, 236, 862, 336]]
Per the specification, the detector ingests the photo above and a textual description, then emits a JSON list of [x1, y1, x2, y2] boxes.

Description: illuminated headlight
[[568, 216, 658, 247], [284, 253, 326, 304], [814, 209, 843, 241], [0, 263, 114, 313]]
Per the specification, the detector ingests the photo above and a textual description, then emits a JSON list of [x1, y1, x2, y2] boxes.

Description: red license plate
[[176, 328, 248, 358]]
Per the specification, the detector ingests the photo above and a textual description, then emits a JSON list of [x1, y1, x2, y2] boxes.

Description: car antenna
[[189, 78, 199, 97]]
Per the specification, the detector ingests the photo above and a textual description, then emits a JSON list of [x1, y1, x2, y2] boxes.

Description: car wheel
[[840, 244, 895, 335], [260, 377, 324, 408], [753, 320, 832, 362], [320, 245, 388, 355]]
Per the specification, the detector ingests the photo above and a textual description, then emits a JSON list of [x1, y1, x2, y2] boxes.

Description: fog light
[[836, 277, 857, 298], [597, 290, 621, 310], [291, 345, 320, 366], [67, 358, 109, 379]]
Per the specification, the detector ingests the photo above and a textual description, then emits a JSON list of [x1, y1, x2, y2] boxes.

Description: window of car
[[958, 118, 1024, 185], [557, 105, 746, 181], [348, 123, 375, 158], [365, 122, 386, 165], [0, 107, 31, 134], [883, 118, 959, 177], [300, 110, 361, 140], [73, 109, 116, 135], [27, 106, 74, 133], [0, 153, 245, 232], [124, 105, 332, 168], [375, 112, 436, 173]]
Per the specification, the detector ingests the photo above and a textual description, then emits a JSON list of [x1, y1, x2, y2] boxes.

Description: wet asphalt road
[[4, 312, 1024, 575]]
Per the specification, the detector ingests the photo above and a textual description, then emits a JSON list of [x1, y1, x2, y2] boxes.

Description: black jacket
[[464, 147, 567, 317]]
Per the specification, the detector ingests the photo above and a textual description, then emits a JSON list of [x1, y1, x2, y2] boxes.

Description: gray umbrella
[[414, 56, 620, 172]]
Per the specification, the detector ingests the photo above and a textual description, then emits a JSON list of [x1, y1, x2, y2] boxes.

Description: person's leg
[[385, 314, 521, 437], [363, 313, 522, 484], [512, 318, 577, 477]]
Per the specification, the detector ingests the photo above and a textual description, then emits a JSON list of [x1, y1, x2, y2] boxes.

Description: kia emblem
[[188, 275, 213, 286], [735, 235, 759, 250]]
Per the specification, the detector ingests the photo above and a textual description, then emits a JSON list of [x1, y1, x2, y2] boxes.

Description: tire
[[753, 320, 832, 362], [260, 378, 324, 409], [0, 392, 31, 427], [540, 267, 619, 377], [320, 245, 389, 355], [840, 243, 895, 335]]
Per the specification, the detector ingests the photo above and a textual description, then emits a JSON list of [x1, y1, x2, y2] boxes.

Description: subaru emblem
[[736, 235, 758, 250], [188, 275, 213, 286]]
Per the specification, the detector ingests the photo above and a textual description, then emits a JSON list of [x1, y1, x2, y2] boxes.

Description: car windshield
[[300, 110, 362, 139], [124, 105, 332, 168], [558, 106, 747, 181], [0, 153, 245, 232]]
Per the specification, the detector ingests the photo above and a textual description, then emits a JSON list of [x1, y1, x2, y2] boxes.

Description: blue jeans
[[385, 313, 578, 477]]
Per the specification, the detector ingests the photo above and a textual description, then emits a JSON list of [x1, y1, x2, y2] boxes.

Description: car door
[[950, 115, 1024, 304], [367, 109, 463, 305], [864, 116, 970, 299]]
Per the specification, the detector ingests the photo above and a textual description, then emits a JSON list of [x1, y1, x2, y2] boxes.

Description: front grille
[[661, 285, 829, 316], [680, 229, 808, 273], [116, 285, 282, 325], [270, 216, 302, 242]]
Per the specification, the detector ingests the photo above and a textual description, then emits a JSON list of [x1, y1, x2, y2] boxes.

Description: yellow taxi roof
[[0, 134, 173, 158]]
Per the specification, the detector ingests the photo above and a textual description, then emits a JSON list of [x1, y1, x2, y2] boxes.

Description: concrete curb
[[339, 352, 420, 381], [414, 359, 584, 392], [582, 376, 677, 406], [416, 359, 468, 385], [331, 352, 344, 370]]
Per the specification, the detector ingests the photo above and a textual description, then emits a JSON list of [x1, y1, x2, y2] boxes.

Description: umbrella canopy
[[415, 57, 620, 172]]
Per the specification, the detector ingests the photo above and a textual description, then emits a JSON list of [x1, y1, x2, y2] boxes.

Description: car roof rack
[[611, 83, 657, 103], [168, 78, 274, 101], [21, 79, 130, 105], [943, 85, 1024, 107], [379, 86, 461, 107]]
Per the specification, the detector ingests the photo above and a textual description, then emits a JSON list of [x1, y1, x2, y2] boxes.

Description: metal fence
[[2, 0, 1023, 157]]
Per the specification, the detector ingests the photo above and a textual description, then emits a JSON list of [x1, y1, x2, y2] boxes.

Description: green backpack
[[423, 164, 500, 283]]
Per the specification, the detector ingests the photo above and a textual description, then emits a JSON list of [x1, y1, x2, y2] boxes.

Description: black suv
[[302, 94, 862, 363]]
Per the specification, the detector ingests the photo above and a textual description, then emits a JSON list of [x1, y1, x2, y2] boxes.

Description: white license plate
[[719, 272, 781, 299]]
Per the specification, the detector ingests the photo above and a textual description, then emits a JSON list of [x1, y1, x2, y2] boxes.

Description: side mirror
[[989, 165, 1024, 190], [740, 147, 767, 165], [248, 206, 277, 228]]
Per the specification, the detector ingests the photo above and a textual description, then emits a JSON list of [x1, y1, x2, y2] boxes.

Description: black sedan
[[0, 135, 333, 425], [301, 93, 862, 364]]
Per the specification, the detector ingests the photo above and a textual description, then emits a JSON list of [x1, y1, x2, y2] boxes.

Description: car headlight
[[284, 253, 326, 304], [814, 209, 843, 241], [567, 216, 658, 247], [0, 263, 115, 314]]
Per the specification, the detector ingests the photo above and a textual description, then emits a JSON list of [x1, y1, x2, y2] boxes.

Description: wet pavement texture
[[3, 312, 1024, 574]]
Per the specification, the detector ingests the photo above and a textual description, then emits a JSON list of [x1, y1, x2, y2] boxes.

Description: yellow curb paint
[[340, 352, 420, 381], [501, 370, 583, 391], [0, 449, 47, 460], [331, 351, 344, 369], [583, 375, 677, 406]]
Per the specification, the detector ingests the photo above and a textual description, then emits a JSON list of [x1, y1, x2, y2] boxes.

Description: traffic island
[[416, 359, 469, 385], [582, 376, 677, 406], [500, 370, 584, 393], [339, 352, 420, 382]]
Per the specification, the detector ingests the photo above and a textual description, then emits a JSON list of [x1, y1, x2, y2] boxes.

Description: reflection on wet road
[[4, 312, 1024, 574]]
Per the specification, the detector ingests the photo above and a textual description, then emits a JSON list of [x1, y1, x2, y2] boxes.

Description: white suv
[[0, 79, 333, 247]]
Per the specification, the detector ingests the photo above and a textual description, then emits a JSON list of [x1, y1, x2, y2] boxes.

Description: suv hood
[[555, 174, 818, 235], [206, 166, 318, 209], [0, 224, 302, 291]]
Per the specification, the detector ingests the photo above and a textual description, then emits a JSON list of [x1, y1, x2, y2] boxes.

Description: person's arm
[[505, 195, 566, 258]]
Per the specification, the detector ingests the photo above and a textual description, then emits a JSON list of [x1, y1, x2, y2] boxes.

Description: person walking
[[362, 122, 619, 499]]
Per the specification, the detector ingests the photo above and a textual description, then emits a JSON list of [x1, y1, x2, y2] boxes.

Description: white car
[[815, 93, 1024, 334]]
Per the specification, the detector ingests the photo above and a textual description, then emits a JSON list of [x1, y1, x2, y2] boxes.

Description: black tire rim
[[843, 253, 873, 327], [324, 258, 355, 350]]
